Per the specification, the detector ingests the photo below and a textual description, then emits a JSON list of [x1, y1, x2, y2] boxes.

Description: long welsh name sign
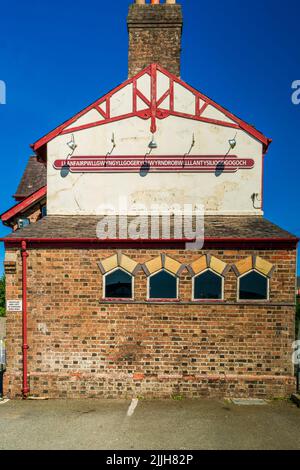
[[53, 156, 255, 173]]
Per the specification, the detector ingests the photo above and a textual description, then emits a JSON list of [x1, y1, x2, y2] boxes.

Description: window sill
[[99, 300, 293, 307], [102, 298, 134, 302]]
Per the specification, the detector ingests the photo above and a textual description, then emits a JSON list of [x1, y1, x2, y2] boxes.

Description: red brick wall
[[4, 246, 297, 399]]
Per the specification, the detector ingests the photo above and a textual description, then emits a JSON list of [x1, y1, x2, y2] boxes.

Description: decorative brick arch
[[232, 255, 275, 278], [142, 253, 185, 277], [187, 254, 229, 277], [98, 253, 141, 276]]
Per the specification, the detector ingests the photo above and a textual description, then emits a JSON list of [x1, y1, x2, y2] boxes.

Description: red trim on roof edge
[[1, 186, 47, 223], [31, 66, 151, 152], [1, 237, 298, 247], [31, 64, 271, 154]]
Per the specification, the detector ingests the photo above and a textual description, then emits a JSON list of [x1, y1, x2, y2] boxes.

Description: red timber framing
[[1, 186, 47, 224], [31, 64, 272, 155]]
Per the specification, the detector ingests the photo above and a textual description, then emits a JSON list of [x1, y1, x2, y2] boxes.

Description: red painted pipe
[[21, 240, 30, 398]]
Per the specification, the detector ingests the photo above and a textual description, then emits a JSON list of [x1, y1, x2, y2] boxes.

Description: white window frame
[[192, 268, 224, 301], [103, 267, 134, 300], [147, 269, 179, 301], [237, 269, 269, 302]]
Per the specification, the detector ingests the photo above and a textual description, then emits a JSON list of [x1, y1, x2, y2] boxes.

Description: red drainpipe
[[21, 240, 30, 398]]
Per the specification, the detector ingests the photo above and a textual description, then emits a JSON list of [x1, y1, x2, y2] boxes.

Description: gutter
[[0, 237, 299, 245]]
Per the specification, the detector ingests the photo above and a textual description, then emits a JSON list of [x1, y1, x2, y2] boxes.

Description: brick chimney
[[127, 0, 183, 78]]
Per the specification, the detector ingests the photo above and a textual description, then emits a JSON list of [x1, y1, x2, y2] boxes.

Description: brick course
[[127, 4, 183, 78], [4, 246, 297, 399]]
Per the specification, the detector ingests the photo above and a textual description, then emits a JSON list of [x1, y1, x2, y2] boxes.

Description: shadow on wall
[[215, 161, 225, 177]]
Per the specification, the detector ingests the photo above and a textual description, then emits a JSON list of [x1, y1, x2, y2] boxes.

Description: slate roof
[[2, 215, 298, 241], [14, 156, 46, 200]]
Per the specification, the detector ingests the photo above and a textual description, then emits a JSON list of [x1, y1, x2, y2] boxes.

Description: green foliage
[[172, 395, 184, 401], [0, 275, 5, 317]]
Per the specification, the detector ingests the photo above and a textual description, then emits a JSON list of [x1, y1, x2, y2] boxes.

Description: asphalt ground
[[0, 398, 299, 450]]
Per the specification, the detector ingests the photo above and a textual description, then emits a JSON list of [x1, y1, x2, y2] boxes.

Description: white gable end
[[36, 65, 267, 217]]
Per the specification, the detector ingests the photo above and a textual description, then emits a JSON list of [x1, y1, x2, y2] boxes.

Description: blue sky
[[0, 0, 299, 274]]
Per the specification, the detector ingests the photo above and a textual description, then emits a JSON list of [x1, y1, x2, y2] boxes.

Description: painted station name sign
[[54, 156, 255, 174]]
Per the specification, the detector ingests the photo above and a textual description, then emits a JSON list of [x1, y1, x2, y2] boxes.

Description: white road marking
[[27, 397, 49, 400], [231, 398, 268, 406], [127, 398, 139, 417], [0, 399, 10, 405]]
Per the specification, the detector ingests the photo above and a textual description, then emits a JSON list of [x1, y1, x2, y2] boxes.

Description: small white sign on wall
[[6, 300, 22, 312]]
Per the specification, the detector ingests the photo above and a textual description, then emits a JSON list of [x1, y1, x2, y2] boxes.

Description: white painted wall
[[46, 73, 263, 216]]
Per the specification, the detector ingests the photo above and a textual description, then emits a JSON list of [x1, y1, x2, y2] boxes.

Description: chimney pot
[[134, 0, 177, 4]]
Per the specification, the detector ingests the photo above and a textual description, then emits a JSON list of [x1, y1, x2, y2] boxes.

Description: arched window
[[148, 269, 178, 300], [193, 269, 223, 300], [238, 270, 268, 300], [104, 268, 133, 299]]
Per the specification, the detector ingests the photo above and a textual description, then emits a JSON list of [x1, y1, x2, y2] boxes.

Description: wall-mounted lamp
[[105, 133, 117, 162], [191, 133, 195, 148], [65, 134, 77, 169], [229, 138, 237, 150], [148, 134, 158, 150], [182, 133, 196, 168], [67, 135, 77, 152]]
